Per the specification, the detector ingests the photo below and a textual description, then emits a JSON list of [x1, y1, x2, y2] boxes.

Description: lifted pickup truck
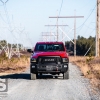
[[28, 42, 69, 80]]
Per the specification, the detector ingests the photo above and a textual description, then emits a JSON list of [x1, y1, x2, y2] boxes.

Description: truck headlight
[[62, 58, 69, 63], [31, 58, 36, 62], [32, 66, 35, 68], [64, 65, 68, 68]]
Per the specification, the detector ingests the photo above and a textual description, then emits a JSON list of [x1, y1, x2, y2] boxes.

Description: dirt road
[[0, 63, 100, 100]]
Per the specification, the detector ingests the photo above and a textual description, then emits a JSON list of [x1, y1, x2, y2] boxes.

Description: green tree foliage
[[0, 40, 23, 50], [65, 36, 95, 56], [0, 40, 7, 47]]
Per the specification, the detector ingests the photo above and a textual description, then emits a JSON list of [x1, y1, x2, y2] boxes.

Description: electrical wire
[[0, 13, 8, 23], [76, 4, 96, 32], [49, 0, 64, 31], [88, 28, 95, 36], [0, 1, 9, 23], [0, 1, 19, 51], [84, 24, 96, 30], [59, 0, 63, 16], [3, 2, 18, 42], [0, 0, 8, 4], [83, 23, 95, 34], [4, 3, 11, 27], [0, 0, 32, 50]]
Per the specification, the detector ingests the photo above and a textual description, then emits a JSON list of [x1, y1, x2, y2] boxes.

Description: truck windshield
[[34, 44, 65, 52]]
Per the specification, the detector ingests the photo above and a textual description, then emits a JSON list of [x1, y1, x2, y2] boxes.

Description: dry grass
[[0, 53, 30, 74], [70, 56, 100, 90]]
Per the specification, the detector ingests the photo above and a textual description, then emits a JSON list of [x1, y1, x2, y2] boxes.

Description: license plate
[[46, 66, 53, 70]]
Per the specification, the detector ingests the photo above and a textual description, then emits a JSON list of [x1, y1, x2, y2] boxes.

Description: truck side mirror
[[27, 49, 33, 53]]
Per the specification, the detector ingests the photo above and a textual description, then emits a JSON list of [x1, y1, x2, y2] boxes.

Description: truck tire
[[31, 73, 36, 80], [63, 70, 69, 79]]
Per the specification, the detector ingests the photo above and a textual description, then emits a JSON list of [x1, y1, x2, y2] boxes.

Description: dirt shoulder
[[69, 56, 100, 90]]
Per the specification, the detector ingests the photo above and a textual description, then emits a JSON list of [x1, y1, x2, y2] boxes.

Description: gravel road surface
[[0, 63, 100, 100]]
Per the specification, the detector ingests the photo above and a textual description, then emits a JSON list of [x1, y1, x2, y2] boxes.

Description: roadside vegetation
[[70, 56, 100, 90], [0, 52, 30, 74], [0, 40, 30, 74]]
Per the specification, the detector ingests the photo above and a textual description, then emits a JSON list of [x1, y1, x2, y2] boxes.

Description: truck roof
[[36, 42, 64, 44]]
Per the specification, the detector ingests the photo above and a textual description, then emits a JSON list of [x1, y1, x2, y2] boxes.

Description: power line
[[84, 24, 96, 30], [88, 29, 95, 36], [3, 3, 11, 27], [0, 13, 8, 23], [0, 0, 9, 4], [0, 0, 21, 58], [76, 5, 96, 32], [48, 0, 63, 31], [59, 0, 63, 16], [1, 1, 18, 41], [83, 23, 95, 35]]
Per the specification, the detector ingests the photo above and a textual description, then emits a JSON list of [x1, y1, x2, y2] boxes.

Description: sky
[[0, 0, 97, 47]]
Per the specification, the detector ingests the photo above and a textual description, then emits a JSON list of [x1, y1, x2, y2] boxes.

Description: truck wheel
[[63, 70, 69, 79], [31, 73, 36, 80]]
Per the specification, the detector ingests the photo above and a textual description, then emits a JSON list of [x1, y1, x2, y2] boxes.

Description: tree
[[65, 36, 95, 56]]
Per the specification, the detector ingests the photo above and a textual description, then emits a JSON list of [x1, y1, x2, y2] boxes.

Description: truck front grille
[[37, 56, 61, 64]]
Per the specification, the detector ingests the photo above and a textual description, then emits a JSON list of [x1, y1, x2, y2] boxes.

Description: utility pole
[[57, 16, 58, 41], [96, 0, 100, 57], [45, 25, 68, 41], [42, 32, 56, 41], [74, 10, 76, 57], [49, 15, 84, 56], [62, 22, 65, 41]]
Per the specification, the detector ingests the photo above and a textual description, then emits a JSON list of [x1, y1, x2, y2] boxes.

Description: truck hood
[[32, 51, 68, 58]]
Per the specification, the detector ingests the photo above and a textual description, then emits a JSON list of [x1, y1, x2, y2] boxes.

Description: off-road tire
[[31, 73, 36, 80], [63, 70, 69, 79]]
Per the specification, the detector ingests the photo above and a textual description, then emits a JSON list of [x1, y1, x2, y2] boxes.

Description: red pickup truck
[[28, 42, 69, 80]]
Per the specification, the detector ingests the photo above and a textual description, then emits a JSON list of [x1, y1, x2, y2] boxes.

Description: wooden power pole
[[42, 32, 56, 41], [96, 0, 100, 57], [49, 15, 84, 56], [45, 25, 68, 41]]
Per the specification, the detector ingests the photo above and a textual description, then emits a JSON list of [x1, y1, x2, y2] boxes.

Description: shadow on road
[[38, 74, 53, 79], [0, 73, 63, 80], [0, 73, 30, 80]]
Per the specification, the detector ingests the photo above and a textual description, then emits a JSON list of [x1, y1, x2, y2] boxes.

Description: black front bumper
[[30, 63, 68, 74]]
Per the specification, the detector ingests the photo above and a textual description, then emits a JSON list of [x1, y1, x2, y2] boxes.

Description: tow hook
[[56, 67, 58, 71]]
